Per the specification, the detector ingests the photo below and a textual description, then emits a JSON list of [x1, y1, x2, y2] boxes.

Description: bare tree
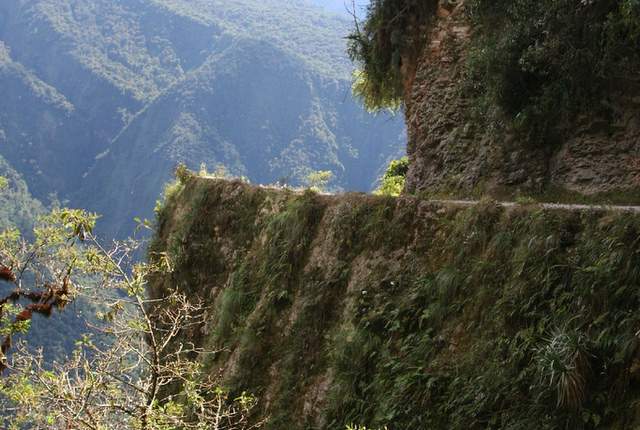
[[0, 208, 264, 430]]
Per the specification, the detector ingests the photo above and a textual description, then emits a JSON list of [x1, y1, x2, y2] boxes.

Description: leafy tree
[[0, 208, 262, 429], [468, 0, 640, 144], [373, 156, 408, 196], [348, 0, 639, 143], [307, 170, 333, 193]]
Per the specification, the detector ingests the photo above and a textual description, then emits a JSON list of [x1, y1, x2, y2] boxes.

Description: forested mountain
[[0, 0, 405, 236], [306, 0, 351, 15], [0, 154, 45, 235]]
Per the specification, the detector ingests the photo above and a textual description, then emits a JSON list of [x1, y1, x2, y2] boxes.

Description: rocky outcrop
[[550, 118, 640, 194], [403, 0, 640, 198]]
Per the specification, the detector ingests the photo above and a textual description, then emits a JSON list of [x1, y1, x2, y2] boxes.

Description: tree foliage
[[0, 158, 46, 236], [0, 208, 262, 429], [373, 156, 408, 196], [346, 0, 435, 112], [307, 170, 333, 193], [348, 0, 639, 141]]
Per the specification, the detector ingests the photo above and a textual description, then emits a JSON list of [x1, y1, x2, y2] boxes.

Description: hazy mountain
[[0, 0, 405, 237], [306, 0, 352, 15]]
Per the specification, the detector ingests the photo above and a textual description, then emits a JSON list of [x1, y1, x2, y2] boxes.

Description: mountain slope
[[81, 33, 405, 234], [0, 0, 406, 236], [0, 41, 100, 201]]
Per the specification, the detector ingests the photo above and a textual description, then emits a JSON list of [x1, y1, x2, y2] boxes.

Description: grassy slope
[[150, 176, 640, 430]]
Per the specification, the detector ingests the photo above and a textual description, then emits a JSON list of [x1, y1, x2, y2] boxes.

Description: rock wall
[[403, 0, 640, 198]]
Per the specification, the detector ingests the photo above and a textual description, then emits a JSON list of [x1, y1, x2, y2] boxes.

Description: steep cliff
[[150, 176, 640, 429], [353, 0, 640, 199]]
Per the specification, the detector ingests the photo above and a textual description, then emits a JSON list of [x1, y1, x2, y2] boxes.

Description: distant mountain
[[306, 0, 351, 15], [0, 154, 45, 235], [0, 0, 405, 237], [0, 40, 96, 201]]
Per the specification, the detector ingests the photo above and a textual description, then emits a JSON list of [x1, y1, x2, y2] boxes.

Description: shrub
[[347, 0, 436, 112], [373, 156, 408, 196]]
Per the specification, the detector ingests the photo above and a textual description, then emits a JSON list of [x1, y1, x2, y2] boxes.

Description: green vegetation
[[0, 0, 406, 239], [0, 156, 46, 237], [0, 41, 73, 114], [347, 0, 435, 112], [349, 0, 639, 145], [351, 69, 403, 115], [0, 165, 98, 364], [307, 170, 333, 192], [325, 204, 640, 429], [530, 186, 640, 207], [467, 0, 640, 144], [151, 178, 640, 430], [346, 426, 387, 430], [373, 156, 408, 196]]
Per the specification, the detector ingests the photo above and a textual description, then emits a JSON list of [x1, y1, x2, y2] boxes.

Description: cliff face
[[150, 176, 640, 430], [402, 0, 640, 198]]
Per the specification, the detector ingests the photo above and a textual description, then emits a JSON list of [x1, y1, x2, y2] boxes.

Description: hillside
[[0, 154, 46, 235], [82, 34, 404, 235], [0, 0, 406, 236], [307, 0, 351, 15], [0, 40, 95, 200], [149, 175, 640, 429], [5, 0, 640, 428]]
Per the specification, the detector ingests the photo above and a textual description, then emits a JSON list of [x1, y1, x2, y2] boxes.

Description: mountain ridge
[[0, 0, 406, 237]]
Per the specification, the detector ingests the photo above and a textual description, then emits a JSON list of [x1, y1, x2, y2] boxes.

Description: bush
[[349, 0, 640, 142], [373, 156, 408, 196]]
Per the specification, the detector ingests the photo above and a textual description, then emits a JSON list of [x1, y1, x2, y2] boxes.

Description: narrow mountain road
[[429, 199, 640, 212], [207, 178, 640, 212]]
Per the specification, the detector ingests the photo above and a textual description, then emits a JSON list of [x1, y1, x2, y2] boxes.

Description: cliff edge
[[150, 176, 640, 429]]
